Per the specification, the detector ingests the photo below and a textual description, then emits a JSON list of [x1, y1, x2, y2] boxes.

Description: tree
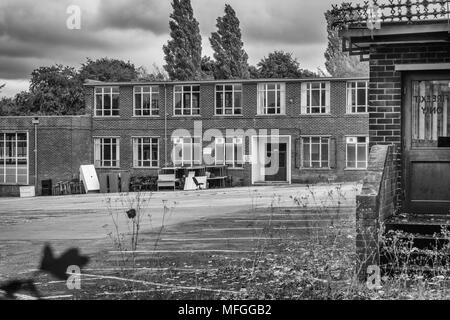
[[0, 83, 5, 93], [248, 65, 260, 79], [200, 56, 215, 80], [324, 10, 368, 77], [28, 65, 85, 115], [257, 51, 316, 79], [209, 4, 249, 79], [78, 57, 138, 82], [163, 0, 202, 80]]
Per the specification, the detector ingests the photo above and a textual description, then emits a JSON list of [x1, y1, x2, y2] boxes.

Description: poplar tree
[[210, 4, 249, 79], [163, 0, 203, 80]]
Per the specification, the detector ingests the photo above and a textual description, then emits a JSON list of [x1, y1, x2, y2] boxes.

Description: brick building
[[0, 77, 370, 196]]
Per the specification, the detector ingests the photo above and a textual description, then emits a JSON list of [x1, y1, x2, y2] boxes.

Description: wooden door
[[404, 71, 450, 214]]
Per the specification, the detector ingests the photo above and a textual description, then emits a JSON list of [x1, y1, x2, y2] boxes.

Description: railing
[[329, 0, 450, 30]]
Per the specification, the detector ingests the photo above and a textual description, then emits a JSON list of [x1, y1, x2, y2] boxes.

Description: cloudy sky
[[0, 0, 358, 98]]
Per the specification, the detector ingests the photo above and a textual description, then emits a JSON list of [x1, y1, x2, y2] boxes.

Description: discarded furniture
[[206, 165, 228, 188], [41, 179, 52, 196], [192, 176, 205, 190], [80, 165, 100, 194], [157, 174, 177, 191]]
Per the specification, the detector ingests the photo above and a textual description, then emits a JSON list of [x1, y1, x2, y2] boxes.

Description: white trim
[[395, 63, 450, 71], [94, 86, 120, 117], [0, 132, 29, 185], [214, 83, 243, 116], [345, 135, 369, 170], [256, 83, 286, 115], [300, 136, 331, 169], [133, 85, 160, 117], [301, 81, 330, 114], [346, 81, 369, 114], [93, 137, 120, 169], [132, 137, 160, 169]]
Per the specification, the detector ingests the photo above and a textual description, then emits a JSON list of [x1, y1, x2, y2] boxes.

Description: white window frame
[[174, 85, 201, 116], [301, 136, 330, 169], [346, 81, 368, 114], [346, 136, 369, 170], [215, 84, 243, 115], [257, 83, 286, 115], [94, 137, 120, 168], [301, 82, 330, 114], [132, 137, 159, 168], [215, 137, 244, 168], [0, 132, 29, 185], [133, 86, 160, 117], [94, 87, 120, 117], [172, 137, 202, 166]]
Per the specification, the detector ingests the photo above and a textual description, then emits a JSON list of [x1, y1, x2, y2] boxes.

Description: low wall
[[356, 144, 399, 280]]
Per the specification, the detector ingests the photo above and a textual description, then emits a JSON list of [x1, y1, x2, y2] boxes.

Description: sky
[[0, 0, 357, 98]]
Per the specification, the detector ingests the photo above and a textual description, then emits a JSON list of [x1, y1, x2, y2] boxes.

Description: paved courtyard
[[0, 183, 360, 297]]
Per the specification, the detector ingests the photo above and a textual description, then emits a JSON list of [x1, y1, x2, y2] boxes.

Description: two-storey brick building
[[0, 77, 369, 196]]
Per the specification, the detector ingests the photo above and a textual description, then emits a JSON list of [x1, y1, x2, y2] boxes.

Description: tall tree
[[0, 83, 5, 93], [163, 0, 202, 80], [257, 51, 316, 79], [137, 64, 170, 81], [324, 10, 368, 77], [79, 57, 138, 82], [210, 4, 249, 79]]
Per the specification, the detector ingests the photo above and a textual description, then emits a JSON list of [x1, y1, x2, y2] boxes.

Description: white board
[[80, 165, 100, 193]]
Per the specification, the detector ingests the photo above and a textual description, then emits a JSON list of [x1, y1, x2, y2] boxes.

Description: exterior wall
[[0, 116, 92, 196], [90, 79, 369, 185], [368, 42, 450, 208]]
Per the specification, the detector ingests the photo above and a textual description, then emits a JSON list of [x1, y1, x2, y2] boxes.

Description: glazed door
[[265, 143, 287, 182], [404, 72, 450, 214]]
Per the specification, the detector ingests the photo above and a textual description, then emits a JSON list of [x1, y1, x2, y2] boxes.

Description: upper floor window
[[347, 81, 368, 113], [0, 132, 28, 185], [172, 137, 202, 166], [132, 137, 159, 168], [302, 136, 329, 168], [134, 86, 159, 116], [346, 136, 368, 169], [214, 137, 244, 168], [95, 87, 119, 117], [257, 83, 286, 115], [215, 84, 242, 115], [174, 85, 200, 116], [301, 82, 330, 114], [94, 137, 120, 168]]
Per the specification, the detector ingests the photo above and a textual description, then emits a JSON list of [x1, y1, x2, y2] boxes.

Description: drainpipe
[[32, 117, 39, 190], [164, 83, 168, 166]]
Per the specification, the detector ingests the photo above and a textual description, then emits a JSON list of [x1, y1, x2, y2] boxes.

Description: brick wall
[[0, 116, 92, 196], [369, 43, 450, 207], [356, 144, 398, 279], [90, 79, 369, 184]]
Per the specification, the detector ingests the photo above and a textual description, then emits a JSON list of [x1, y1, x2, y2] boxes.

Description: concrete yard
[[0, 183, 360, 297]]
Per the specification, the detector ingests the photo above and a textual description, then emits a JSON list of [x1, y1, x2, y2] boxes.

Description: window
[[134, 86, 159, 116], [94, 138, 120, 168], [172, 137, 202, 166], [302, 137, 329, 168], [257, 83, 286, 115], [215, 84, 242, 115], [95, 87, 119, 117], [347, 81, 368, 113], [215, 137, 244, 168], [0, 132, 28, 185], [133, 137, 159, 168], [346, 136, 368, 169], [174, 85, 200, 116], [301, 82, 330, 114]]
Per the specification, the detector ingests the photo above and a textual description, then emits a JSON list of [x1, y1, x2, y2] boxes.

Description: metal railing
[[329, 0, 450, 29]]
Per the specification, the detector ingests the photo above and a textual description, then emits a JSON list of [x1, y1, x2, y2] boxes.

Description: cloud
[[95, 0, 171, 35], [0, 0, 343, 96]]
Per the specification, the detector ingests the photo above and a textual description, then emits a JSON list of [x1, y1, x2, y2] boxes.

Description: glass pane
[[412, 80, 450, 147], [311, 90, 320, 107], [347, 145, 356, 168]]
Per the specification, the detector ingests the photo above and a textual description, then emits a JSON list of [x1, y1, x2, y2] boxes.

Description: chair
[[157, 174, 176, 191], [192, 177, 205, 190]]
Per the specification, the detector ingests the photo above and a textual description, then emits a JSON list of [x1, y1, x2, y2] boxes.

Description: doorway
[[403, 71, 450, 213]]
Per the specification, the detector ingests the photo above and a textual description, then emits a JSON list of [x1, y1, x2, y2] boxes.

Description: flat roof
[[83, 76, 369, 86]]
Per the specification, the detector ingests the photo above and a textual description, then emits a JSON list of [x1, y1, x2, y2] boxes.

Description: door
[[404, 71, 450, 214], [265, 143, 287, 182]]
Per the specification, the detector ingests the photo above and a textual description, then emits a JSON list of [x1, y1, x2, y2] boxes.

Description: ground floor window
[[302, 137, 329, 168], [94, 137, 120, 168], [133, 137, 159, 168], [215, 137, 244, 168], [346, 136, 368, 169], [0, 132, 28, 185], [173, 137, 202, 166]]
